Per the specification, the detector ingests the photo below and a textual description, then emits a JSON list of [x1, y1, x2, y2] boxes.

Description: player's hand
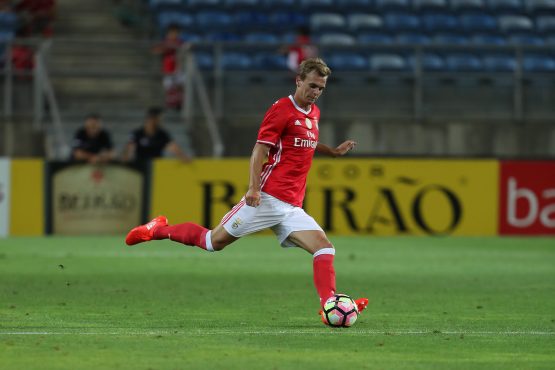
[[335, 140, 357, 156], [245, 188, 261, 207]]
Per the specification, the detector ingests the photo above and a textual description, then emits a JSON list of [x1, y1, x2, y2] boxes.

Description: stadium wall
[[1, 159, 554, 237]]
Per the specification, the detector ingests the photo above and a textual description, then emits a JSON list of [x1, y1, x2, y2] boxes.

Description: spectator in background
[[152, 24, 189, 111], [284, 26, 318, 73], [122, 107, 190, 164], [15, 0, 56, 37], [71, 114, 115, 164]]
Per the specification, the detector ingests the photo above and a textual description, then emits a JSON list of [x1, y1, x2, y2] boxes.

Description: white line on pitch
[[0, 330, 553, 336]]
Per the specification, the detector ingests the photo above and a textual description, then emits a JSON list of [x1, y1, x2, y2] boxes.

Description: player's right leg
[[125, 216, 237, 252]]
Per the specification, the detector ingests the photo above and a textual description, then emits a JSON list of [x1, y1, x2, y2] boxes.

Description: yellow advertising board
[[10, 159, 44, 236], [152, 159, 499, 236]]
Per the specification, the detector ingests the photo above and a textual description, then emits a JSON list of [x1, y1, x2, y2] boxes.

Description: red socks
[[154, 222, 212, 251], [313, 248, 336, 307]]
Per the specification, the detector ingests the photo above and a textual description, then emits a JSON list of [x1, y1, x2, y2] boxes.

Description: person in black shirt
[[122, 107, 190, 163], [71, 114, 115, 164]]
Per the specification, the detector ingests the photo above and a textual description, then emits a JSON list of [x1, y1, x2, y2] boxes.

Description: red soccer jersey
[[257, 95, 320, 207]]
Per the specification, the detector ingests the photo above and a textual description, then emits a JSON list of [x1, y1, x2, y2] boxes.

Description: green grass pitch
[[0, 235, 554, 369]]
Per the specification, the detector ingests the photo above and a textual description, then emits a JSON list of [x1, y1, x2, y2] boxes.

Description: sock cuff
[[313, 248, 335, 258], [205, 230, 214, 252]]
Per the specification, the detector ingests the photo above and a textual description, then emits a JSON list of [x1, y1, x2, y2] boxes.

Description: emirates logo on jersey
[[305, 118, 312, 129]]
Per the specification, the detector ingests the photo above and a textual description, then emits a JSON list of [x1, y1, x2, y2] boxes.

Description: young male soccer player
[[126, 58, 368, 322]]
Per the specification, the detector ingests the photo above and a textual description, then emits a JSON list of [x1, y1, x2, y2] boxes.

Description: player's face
[[296, 70, 327, 107]]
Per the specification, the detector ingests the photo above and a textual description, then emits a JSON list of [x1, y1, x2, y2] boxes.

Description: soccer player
[[125, 58, 368, 322]]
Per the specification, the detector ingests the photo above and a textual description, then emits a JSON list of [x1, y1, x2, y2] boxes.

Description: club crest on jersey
[[295, 120, 302, 126], [305, 118, 312, 129]]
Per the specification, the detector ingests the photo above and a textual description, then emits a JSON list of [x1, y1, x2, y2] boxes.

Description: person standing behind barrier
[[71, 113, 115, 164], [122, 107, 190, 164], [284, 26, 318, 73]]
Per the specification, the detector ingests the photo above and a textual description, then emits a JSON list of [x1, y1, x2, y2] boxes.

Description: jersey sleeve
[[257, 101, 288, 147]]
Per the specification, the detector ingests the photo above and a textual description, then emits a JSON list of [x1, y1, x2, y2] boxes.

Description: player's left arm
[[166, 141, 191, 163], [316, 140, 357, 157]]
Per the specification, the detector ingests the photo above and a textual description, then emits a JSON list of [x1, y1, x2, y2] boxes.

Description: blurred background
[[0, 0, 554, 237]]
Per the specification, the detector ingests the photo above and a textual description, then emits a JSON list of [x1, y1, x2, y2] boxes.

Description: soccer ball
[[322, 294, 359, 327]]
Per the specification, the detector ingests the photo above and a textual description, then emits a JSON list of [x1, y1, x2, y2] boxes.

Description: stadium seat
[[459, 12, 497, 32], [507, 32, 545, 44], [318, 32, 357, 45], [194, 51, 215, 69], [536, 15, 555, 32], [300, 0, 335, 10], [221, 52, 253, 69], [375, 0, 411, 10], [234, 11, 269, 29], [188, 0, 223, 9], [422, 12, 460, 32], [252, 52, 288, 69], [262, 0, 296, 9], [347, 14, 383, 32], [498, 15, 534, 32], [203, 31, 242, 41], [243, 32, 280, 44], [0, 11, 17, 30], [180, 32, 204, 42], [396, 32, 432, 44], [357, 31, 394, 44], [384, 12, 421, 31], [526, 0, 555, 14], [157, 12, 194, 31], [522, 54, 555, 71], [224, 0, 260, 8], [370, 53, 408, 71], [433, 32, 470, 44], [546, 33, 555, 44], [450, 0, 486, 11], [407, 53, 446, 70], [196, 11, 233, 30], [310, 13, 347, 32], [324, 52, 369, 70], [471, 32, 508, 45], [445, 52, 483, 70], [413, 0, 448, 11], [336, 0, 373, 11], [268, 12, 308, 31], [0, 30, 14, 42], [149, 0, 185, 11], [486, 0, 523, 12], [482, 53, 517, 71]]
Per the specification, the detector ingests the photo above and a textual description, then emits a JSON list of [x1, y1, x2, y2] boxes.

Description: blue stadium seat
[[157, 12, 194, 31], [194, 51, 215, 69], [547, 33, 555, 44], [407, 53, 446, 70], [375, 0, 411, 10], [536, 15, 555, 32], [196, 11, 233, 30], [498, 15, 534, 32], [262, 0, 295, 8], [0, 30, 14, 42], [300, 0, 335, 10], [413, 0, 448, 11], [268, 12, 307, 30], [149, 0, 184, 11], [433, 32, 470, 44], [318, 32, 357, 45], [224, 0, 259, 8], [471, 32, 508, 44], [347, 14, 383, 32], [486, 0, 523, 12], [324, 52, 369, 70], [310, 13, 347, 32], [252, 52, 288, 69], [221, 52, 253, 69], [482, 53, 516, 71], [180, 32, 204, 42], [336, 0, 373, 11], [396, 32, 432, 44], [422, 12, 460, 32], [357, 31, 394, 44], [203, 31, 242, 41], [507, 32, 545, 44], [243, 32, 280, 44], [450, 0, 486, 11], [522, 54, 555, 71], [234, 11, 269, 29], [384, 12, 421, 31], [0, 12, 17, 30], [445, 52, 483, 70], [370, 53, 408, 70], [459, 12, 497, 32], [526, 0, 555, 14], [188, 0, 222, 9]]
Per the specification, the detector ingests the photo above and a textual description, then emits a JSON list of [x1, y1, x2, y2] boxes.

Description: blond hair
[[298, 58, 332, 80]]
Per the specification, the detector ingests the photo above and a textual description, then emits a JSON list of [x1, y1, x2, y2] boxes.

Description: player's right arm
[[245, 143, 270, 207]]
